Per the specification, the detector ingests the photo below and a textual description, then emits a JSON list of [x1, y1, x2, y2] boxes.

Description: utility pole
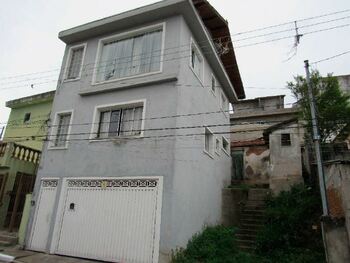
[[304, 60, 328, 216], [304, 60, 329, 262]]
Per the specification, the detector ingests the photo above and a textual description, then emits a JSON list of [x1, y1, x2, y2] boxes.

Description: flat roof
[[235, 95, 285, 104], [6, 90, 55, 109]]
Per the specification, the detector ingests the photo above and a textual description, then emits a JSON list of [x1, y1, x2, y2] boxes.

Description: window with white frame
[[222, 136, 230, 154], [221, 91, 228, 114], [95, 28, 163, 83], [96, 103, 144, 138], [190, 41, 203, 80], [211, 75, 216, 94], [66, 46, 85, 80], [215, 137, 221, 154], [53, 113, 72, 147], [204, 127, 214, 155]]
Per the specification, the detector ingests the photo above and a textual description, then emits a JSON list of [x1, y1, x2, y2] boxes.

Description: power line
[[231, 8, 350, 36], [1, 9, 350, 84], [2, 17, 349, 91], [2, 119, 344, 141], [233, 14, 350, 42], [0, 101, 299, 126], [311, 50, 350, 64]]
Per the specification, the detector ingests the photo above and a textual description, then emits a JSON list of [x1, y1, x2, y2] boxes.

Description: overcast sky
[[1, 0, 349, 126]]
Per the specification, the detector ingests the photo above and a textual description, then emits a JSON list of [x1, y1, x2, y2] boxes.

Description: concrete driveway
[[0, 247, 104, 263]]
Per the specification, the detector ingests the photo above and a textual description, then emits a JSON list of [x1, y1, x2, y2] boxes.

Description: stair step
[[248, 189, 270, 201], [241, 210, 265, 216], [236, 239, 256, 246], [238, 244, 254, 251], [0, 240, 13, 247], [236, 233, 257, 241], [237, 228, 259, 235], [0, 234, 18, 245], [241, 218, 265, 225], [245, 202, 266, 206], [241, 214, 265, 220], [240, 223, 263, 230], [243, 205, 266, 211]]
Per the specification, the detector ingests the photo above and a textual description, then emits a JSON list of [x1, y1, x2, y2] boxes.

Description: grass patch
[[171, 225, 250, 263]]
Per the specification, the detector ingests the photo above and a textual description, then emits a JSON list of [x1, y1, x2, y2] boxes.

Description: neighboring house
[[230, 95, 304, 193], [25, 1, 245, 262], [0, 91, 54, 232], [337, 74, 350, 95], [335, 74, 350, 148], [3, 91, 55, 150]]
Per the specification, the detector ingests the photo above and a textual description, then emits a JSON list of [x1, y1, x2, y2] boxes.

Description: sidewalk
[[0, 247, 102, 263]]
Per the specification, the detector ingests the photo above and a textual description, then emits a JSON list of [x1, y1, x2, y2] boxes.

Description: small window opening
[[281, 133, 291, 146], [24, 113, 31, 123]]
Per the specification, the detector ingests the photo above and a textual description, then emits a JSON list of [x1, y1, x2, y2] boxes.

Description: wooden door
[[4, 172, 35, 231]]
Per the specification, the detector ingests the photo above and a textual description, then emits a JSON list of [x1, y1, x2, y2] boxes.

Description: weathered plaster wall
[[324, 162, 350, 244], [337, 75, 350, 95], [324, 222, 350, 263], [233, 96, 284, 114], [231, 112, 299, 143], [243, 146, 270, 184], [269, 125, 303, 193]]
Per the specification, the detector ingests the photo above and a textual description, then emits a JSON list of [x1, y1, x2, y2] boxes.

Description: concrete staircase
[[236, 188, 270, 251], [0, 231, 18, 250]]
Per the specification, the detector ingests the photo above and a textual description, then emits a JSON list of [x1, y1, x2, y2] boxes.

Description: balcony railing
[[0, 141, 41, 165]]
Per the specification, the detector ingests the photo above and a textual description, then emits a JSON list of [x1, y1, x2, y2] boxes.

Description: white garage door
[[54, 177, 162, 263]]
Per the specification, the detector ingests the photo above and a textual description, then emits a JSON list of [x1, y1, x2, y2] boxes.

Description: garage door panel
[[55, 178, 161, 263], [28, 179, 58, 252]]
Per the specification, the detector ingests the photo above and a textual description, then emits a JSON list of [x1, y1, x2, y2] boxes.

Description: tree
[[287, 70, 350, 142]]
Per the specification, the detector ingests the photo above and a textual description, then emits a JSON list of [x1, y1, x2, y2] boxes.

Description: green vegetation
[[287, 70, 350, 142], [255, 184, 325, 263], [171, 225, 255, 263], [172, 185, 325, 263]]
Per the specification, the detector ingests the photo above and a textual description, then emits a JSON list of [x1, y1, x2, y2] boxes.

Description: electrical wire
[[0, 101, 299, 126], [311, 50, 350, 64], [1, 10, 350, 85], [231, 8, 350, 36]]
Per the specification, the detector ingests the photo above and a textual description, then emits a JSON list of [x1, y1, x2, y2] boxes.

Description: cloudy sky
[[1, 0, 349, 126]]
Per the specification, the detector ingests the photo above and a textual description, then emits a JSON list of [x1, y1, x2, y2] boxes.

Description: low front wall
[[323, 161, 350, 262], [222, 188, 248, 227]]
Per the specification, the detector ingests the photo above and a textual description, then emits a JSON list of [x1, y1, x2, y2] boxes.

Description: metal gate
[[53, 177, 163, 263], [5, 172, 35, 231], [28, 179, 58, 252]]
